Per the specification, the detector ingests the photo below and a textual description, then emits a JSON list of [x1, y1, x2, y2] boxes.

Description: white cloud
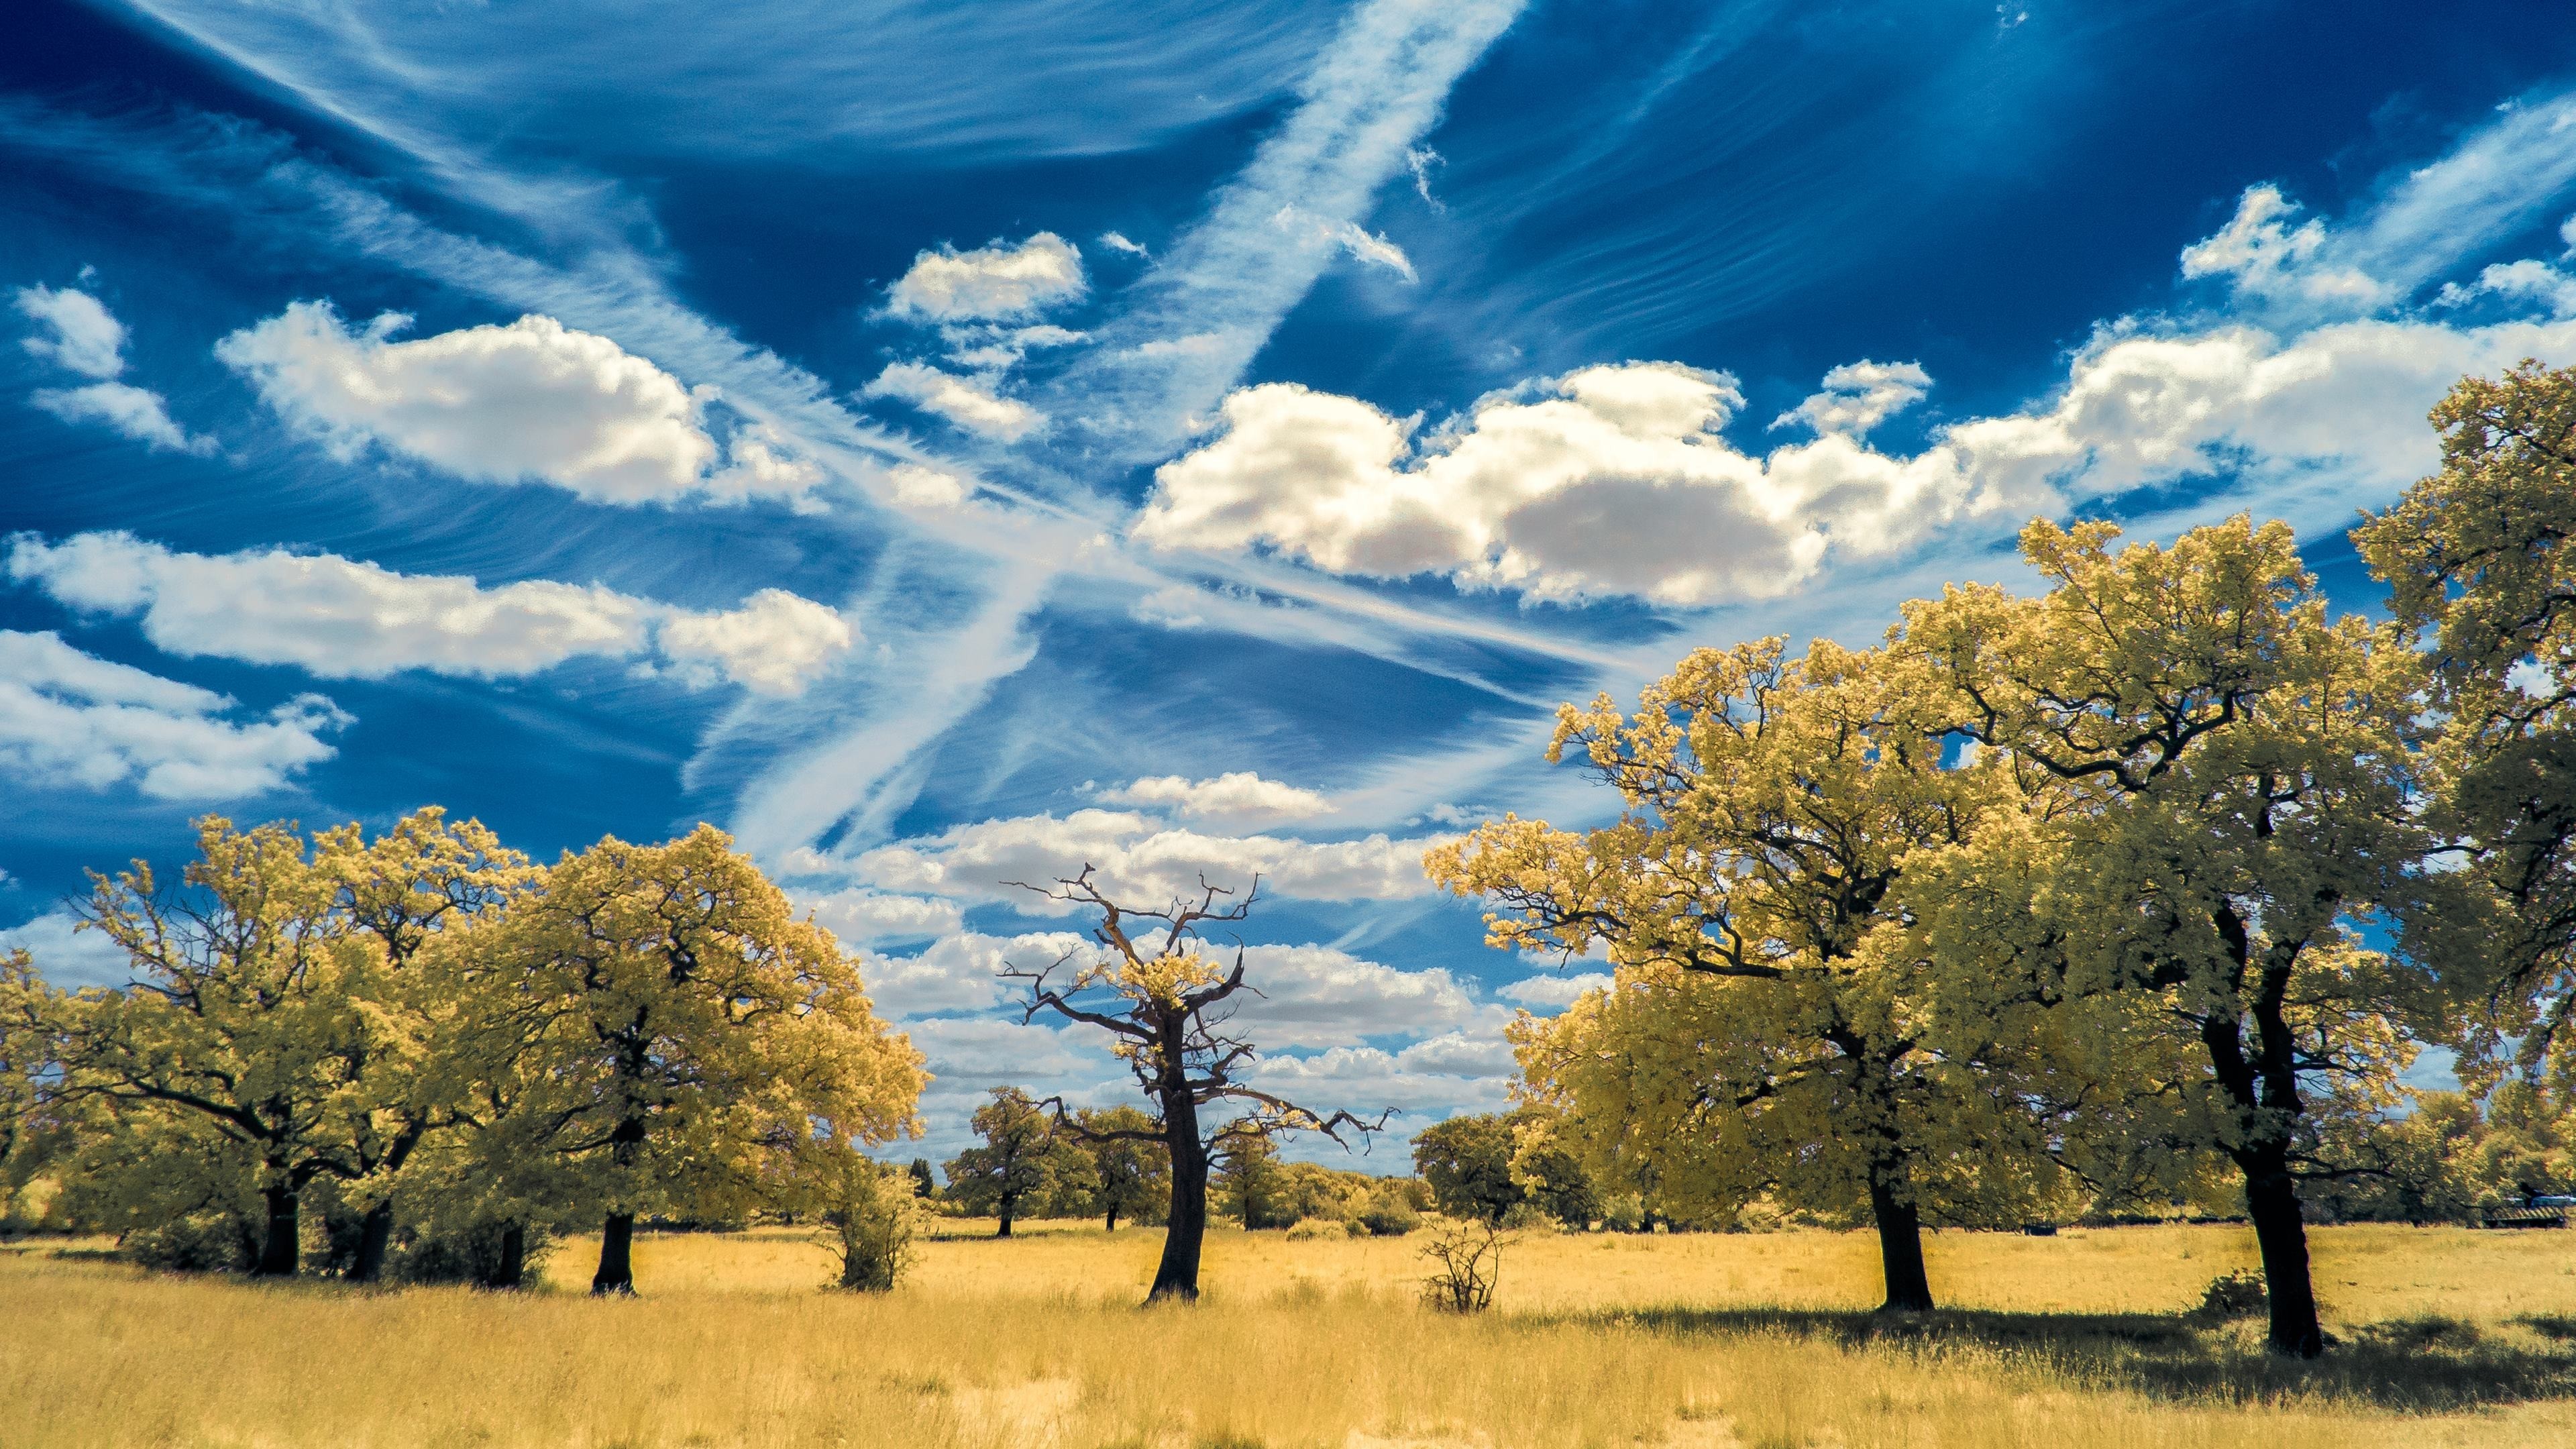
[[0, 629, 345, 800], [1222, 943, 1486, 1050], [214, 303, 816, 506], [30, 382, 215, 455], [1774, 359, 1931, 437], [2436, 259, 2576, 317], [14, 284, 125, 378], [0, 910, 133, 991], [863, 361, 1042, 441], [13, 284, 213, 453], [885, 462, 973, 508], [653, 588, 855, 695], [2180, 184, 2388, 309], [884, 232, 1085, 323], [9, 531, 853, 696], [1042, 0, 1522, 457], [860, 928, 1087, 1020], [1273, 207, 1417, 282], [1497, 971, 1613, 1009], [1134, 362, 1845, 604], [1138, 294, 2576, 606], [1098, 231, 1150, 258], [833, 808, 1441, 909], [798, 888, 967, 947], [1097, 771, 1336, 821]]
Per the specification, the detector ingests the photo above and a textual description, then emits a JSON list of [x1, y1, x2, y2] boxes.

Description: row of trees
[[932, 1085, 1430, 1237], [0, 815, 926, 1292], [1430, 362, 2576, 1356]]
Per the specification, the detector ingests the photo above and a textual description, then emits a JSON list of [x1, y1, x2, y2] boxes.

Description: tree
[[1432, 639, 2112, 1312], [306, 808, 531, 1283], [907, 1158, 938, 1199], [944, 1087, 1085, 1236], [1075, 1105, 1169, 1230], [1411, 1114, 1521, 1225], [2357, 360, 2576, 1074], [0, 950, 67, 1228], [1006, 869, 1383, 1301], [488, 825, 924, 1293], [1216, 1130, 1293, 1229], [806, 1147, 918, 1291], [1900, 515, 2436, 1356], [44, 817, 388, 1276]]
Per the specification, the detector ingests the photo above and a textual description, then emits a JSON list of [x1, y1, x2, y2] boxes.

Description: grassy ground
[[5, 1220, 2575, 1448]]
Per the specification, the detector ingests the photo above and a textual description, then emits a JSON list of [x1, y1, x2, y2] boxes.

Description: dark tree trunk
[[350, 1199, 396, 1284], [2198, 918, 2325, 1358], [349, 1124, 423, 1284], [489, 1222, 527, 1289], [1104, 1205, 1119, 1232], [1148, 1093, 1207, 1303], [592, 1212, 636, 1295], [2243, 1151, 2322, 1356], [996, 1206, 1014, 1238], [254, 1185, 300, 1278], [1866, 1176, 1935, 1313]]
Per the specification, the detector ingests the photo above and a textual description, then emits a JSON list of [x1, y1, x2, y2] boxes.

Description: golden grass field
[[5, 1219, 2576, 1448]]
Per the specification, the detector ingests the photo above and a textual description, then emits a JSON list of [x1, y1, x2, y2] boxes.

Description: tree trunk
[[2241, 1150, 2323, 1356], [1148, 1095, 1208, 1303], [1104, 1205, 1119, 1232], [1866, 1177, 1935, 1313], [350, 1198, 396, 1285], [2199, 928, 2325, 1358], [592, 1212, 636, 1295], [254, 1185, 300, 1278], [996, 1199, 1014, 1238], [489, 1222, 527, 1289]]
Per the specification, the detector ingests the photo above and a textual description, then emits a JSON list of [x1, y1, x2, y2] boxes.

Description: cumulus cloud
[[2436, 259, 2576, 317], [9, 531, 854, 695], [798, 888, 967, 947], [863, 361, 1042, 440], [1497, 971, 1614, 1009], [1221, 943, 1486, 1050], [0, 910, 133, 990], [1098, 231, 1150, 258], [859, 928, 1087, 1020], [653, 589, 855, 694], [14, 284, 124, 378], [214, 303, 816, 505], [30, 382, 212, 455], [1097, 771, 1336, 821], [2180, 184, 2388, 309], [13, 284, 213, 454], [1140, 293, 2576, 605], [1774, 359, 1931, 437], [0, 629, 345, 799], [1135, 362, 1849, 604], [885, 232, 1086, 322], [831, 808, 1441, 908]]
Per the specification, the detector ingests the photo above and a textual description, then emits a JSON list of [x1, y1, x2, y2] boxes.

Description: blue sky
[[6, 0, 2575, 1162]]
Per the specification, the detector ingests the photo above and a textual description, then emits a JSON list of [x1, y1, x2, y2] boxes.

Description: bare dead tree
[[1002, 867, 1385, 1302]]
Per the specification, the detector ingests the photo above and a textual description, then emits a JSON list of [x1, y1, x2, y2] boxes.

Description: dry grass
[[5, 1221, 2575, 1448]]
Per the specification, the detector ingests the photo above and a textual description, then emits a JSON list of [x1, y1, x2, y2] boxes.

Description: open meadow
[[6, 1222, 2575, 1449]]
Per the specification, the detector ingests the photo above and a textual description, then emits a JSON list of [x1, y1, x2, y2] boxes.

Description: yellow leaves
[[1090, 947, 1226, 1008]]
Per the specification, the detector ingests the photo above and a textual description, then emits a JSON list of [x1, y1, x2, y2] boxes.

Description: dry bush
[[1419, 1218, 1506, 1312]]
